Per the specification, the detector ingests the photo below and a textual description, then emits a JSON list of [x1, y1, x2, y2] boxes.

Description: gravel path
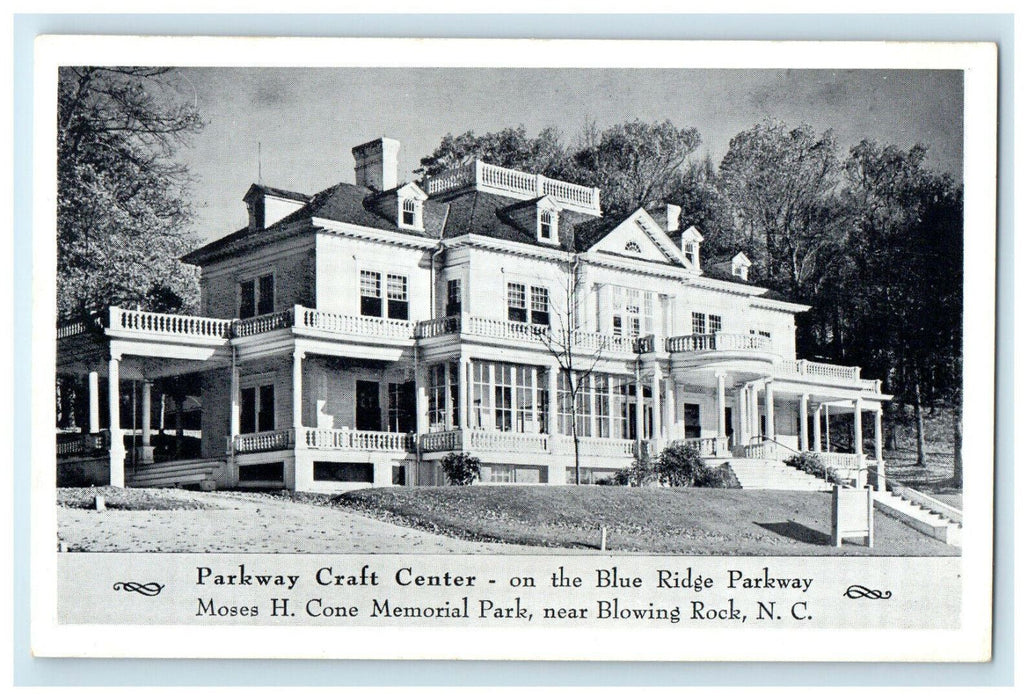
[[57, 490, 554, 554]]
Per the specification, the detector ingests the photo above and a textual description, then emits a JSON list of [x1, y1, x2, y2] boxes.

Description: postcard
[[31, 36, 996, 662]]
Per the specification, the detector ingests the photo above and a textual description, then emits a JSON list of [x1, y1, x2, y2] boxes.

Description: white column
[[458, 356, 469, 431], [415, 362, 429, 435], [853, 398, 864, 455], [651, 363, 661, 445], [547, 365, 559, 435], [292, 349, 305, 430], [444, 363, 455, 430], [664, 376, 676, 445], [874, 408, 885, 490], [737, 387, 748, 446], [107, 355, 124, 487], [635, 376, 645, 441], [141, 381, 152, 446], [812, 406, 822, 452], [764, 382, 775, 441], [798, 393, 809, 452], [530, 366, 540, 434], [230, 362, 241, 439], [715, 372, 727, 452], [88, 371, 100, 434]]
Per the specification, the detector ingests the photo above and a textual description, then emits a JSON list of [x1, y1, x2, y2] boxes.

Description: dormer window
[[538, 209, 557, 241], [683, 240, 699, 267], [730, 252, 752, 281], [680, 226, 704, 271], [400, 198, 421, 230]]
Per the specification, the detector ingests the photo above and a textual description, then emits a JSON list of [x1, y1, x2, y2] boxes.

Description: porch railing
[[296, 307, 414, 340], [467, 430, 549, 453], [110, 307, 232, 339], [299, 428, 413, 452], [666, 332, 773, 354], [554, 436, 638, 457], [419, 429, 462, 453], [233, 309, 293, 336], [414, 314, 636, 354], [776, 358, 862, 383], [232, 429, 294, 453], [672, 436, 729, 458], [56, 431, 107, 458]]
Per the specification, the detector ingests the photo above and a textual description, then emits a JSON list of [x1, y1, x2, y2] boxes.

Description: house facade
[[56, 137, 891, 492]]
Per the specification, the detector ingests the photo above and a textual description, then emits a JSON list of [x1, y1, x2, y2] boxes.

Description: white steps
[[126, 459, 225, 489], [710, 458, 832, 491], [873, 491, 962, 547]]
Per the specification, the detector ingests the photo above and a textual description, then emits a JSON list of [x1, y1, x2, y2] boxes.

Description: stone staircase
[[126, 458, 225, 490], [711, 458, 832, 491], [872, 490, 962, 547]]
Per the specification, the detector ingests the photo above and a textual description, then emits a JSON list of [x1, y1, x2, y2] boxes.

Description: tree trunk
[[953, 402, 963, 488], [913, 383, 927, 469], [573, 432, 581, 486]]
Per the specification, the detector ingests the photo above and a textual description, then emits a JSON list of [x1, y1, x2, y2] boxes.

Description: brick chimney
[[352, 137, 400, 192]]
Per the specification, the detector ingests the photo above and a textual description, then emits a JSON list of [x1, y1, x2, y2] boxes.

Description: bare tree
[[535, 251, 608, 486]]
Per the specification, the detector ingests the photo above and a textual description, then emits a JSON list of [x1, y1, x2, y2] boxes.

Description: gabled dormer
[[680, 225, 704, 271], [367, 181, 429, 232], [581, 208, 692, 268], [498, 195, 564, 246], [243, 184, 309, 232], [731, 252, 752, 281]]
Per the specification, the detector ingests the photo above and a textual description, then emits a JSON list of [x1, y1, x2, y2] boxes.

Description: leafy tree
[[416, 126, 569, 179], [58, 67, 203, 319], [441, 451, 482, 485], [571, 119, 702, 216]]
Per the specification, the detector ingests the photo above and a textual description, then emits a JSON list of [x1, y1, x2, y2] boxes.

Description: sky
[[172, 67, 964, 243]]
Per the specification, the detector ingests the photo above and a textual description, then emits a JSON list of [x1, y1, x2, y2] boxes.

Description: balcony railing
[[296, 307, 414, 340], [666, 333, 773, 354], [776, 359, 860, 382], [419, 429, 462, 453], [415, 315, 636, 354], [56, 431, 107, 458], [110, 307, 232, 340], [299, 428, 413, 452], [232, 429, 295, 453], [233, 310, 293, 336], [554, 436, 638, 458], [423, 160, 601, 214]]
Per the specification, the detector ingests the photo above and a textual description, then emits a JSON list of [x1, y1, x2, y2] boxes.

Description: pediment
[[588, 210, 688, 266]]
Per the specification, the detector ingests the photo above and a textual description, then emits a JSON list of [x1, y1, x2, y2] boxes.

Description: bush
[[441, 451, 482, 486], [785, 452, 845, 485], [615, 444, 739, 488], [57, 464, 93, 487]]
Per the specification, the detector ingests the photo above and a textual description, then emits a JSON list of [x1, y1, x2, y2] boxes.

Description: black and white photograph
[[30, 36, 997, 662]]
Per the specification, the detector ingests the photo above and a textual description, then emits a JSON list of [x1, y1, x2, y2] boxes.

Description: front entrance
[[355, 380, 381, 431]]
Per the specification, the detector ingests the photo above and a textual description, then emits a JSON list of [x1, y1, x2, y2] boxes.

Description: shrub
[[703, 461, 741, 489], [614, 454, 658, 487], [785, 452, 846, 485], [441, 451, 482, 486], [655, 442, 710, 487], [57, 464, 93, 487]]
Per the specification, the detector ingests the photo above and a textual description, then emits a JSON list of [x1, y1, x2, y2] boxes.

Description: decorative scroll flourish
[[113, 581, 165, 597], [843, 584, 892, 600]]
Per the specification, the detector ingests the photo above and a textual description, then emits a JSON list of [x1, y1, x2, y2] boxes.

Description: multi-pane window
[[388, 381, 416, 433], [240, 384, 275, 434], [471, 362, 493, 429], [469, 361, 544, 433], [238, 273, 275, 319], [612, 286, 654, 338], [386, 274, 409, 320], [515, 365, 535, 433], [594, 374, 611, 438], [360, 271, 408, 320], [556, 373, 620, 438], [446, 279, 462, 316], [530, 286, 550, 326], [507, 283, 550, 326], [401, 199, 418, 227], [538, 209, 556, 240], [750, 329, 772, 338], [360, 271, 382, 317], [708, 314, 723, 333], [428, 365, 448, 430], [507, 283, 526, 323], [493, 362, 513, 432], [691, 312, 706, 335]]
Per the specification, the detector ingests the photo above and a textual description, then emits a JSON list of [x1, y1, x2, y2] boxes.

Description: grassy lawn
[[274, 486, 959, 556], [57, 486, 219, 511]]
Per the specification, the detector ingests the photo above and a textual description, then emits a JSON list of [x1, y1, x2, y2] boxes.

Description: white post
[[635, 376, 645, 441], [715, 372, 727, 453], [141, 381, 152, 446], [738, 387, 748, 447], [764, 381, 775, 441], [547, 365, 559, 435], [812, 406, 822, 452], [651, 363, 661, 446], [530, 366, 540, 434], [292, 349, 305, 430], [874, 408, 885, 490], [664, 376, 676, 445], [415, 362, 429, 435], [230, 363, 240, 439], [458, 356, 470, 431], [853, 398, 864, 455], [88, 371, 100, 434], [798, 393, 809, 452], [107, 354, 124, 487]]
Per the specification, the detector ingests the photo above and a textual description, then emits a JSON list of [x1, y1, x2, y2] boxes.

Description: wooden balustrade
[[297, 307, 414, 339], [467, 430, 549, 453], [554, 436, 637, 457], [666, 333, 773, 354], [57, 431, 106, 457], [300, 428, 413, 452], [423, 160, 600, 213], [233, 429, 294, 453], [233, 310, 293, 337], [419, 430, 462, 453], [672, 436, 728, 457]]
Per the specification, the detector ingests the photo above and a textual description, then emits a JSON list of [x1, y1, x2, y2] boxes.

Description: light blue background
[[13, 12, 1014, 687]]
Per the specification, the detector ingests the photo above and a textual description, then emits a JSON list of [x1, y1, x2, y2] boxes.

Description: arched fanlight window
[[624, 241, 642, 254], [538, 208, 557, 240], [401, 198, 419, 227]]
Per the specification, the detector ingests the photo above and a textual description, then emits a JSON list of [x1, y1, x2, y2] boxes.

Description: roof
[[184, 182, 448, 265], [243, 183, 309, 203]]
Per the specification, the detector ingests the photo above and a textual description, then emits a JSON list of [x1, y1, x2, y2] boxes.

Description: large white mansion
[[56, 137, 891, 492]]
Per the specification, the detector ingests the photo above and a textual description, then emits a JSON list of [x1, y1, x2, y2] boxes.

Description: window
[[388, 381, 416, 433], [594, 374, 611, 438], [494, 362, 513, 432], [708, 314, 723, 334], [360, 270, 408, 320], [470, 361, 544, 433], [624, 241, 642, 254], [427, 364, 459, 430], [360, 271, 382, 317], [401, 198, 418, 227], [612, 286, 654, 338], [538, 209, 557, 240], [471, 362, 493, 429], [691, 312, 706, 335], [238, 273, 275, 319], [750, 329, 772, 338], [515, 366, 535, 433], [446, 279, 462, 316], [507, 283, 526, 323], [530, 286, 550, 326], [386, 273, 409, 320], [684, 403, 701, 439], [240, 384, 275, 434]]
